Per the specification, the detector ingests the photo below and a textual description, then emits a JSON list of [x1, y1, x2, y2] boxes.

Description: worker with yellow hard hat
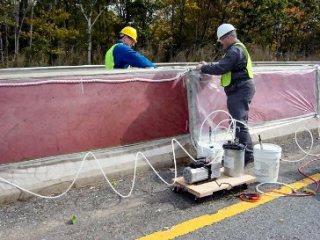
[[105, 26, 156, 69], [196, 23, 256, 165]]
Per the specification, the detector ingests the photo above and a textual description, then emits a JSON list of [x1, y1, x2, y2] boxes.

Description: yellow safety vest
[[105, 43, 132, 70], [105, 43, 119, 70], [221, 42, 253, 87]]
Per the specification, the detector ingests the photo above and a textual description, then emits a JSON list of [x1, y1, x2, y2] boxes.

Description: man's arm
[[115, 44, 156, 68], [200, 48, 239, 75]]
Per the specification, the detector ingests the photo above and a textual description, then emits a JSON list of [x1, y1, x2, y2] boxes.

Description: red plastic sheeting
[[0, 72, 188, 164], [194, 69, 316, 129], [0, 68, 317, 164]]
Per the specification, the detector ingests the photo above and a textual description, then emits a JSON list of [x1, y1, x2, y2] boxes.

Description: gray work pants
[[225, 80, 255, 160]]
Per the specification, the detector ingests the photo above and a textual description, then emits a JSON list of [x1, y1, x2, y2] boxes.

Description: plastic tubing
[[256, 182, 296, 197], [0, 138, 195, 199], [281, 126, 319, 162], [0, 70, 189, 87], [197, 110, 236, 157], [199, 110, 236, 141]]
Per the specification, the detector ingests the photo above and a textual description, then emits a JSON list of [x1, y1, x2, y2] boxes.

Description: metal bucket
[[223, 141, 245, 177]]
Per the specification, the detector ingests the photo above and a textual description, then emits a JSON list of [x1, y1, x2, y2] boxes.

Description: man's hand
[[196, 61, 207, 70]]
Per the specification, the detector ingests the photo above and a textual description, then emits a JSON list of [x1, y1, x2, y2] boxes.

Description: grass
[[1, 45, 319, 68]]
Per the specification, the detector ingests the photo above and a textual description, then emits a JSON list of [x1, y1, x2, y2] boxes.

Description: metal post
[[316, 65, 320, 117], [186, 70, 200, 145]]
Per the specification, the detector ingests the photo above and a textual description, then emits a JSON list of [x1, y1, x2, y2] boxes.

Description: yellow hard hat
[[120, 26, 138, 43]]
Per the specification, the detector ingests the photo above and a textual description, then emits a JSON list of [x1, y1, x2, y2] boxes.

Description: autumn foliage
[[0, 0, 319, 67]]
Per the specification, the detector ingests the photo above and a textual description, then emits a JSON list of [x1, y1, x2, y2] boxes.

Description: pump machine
[[182, 138, 245, 184]]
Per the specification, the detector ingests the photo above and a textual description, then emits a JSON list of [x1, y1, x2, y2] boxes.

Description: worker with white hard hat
[[196, 23, 256, 165], [105, 26, 156, 69]]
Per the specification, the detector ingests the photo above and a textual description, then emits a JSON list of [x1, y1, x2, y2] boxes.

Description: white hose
[[197, 110, 236, 157], [256, 182, 296, 197], [281, 126, 320, 162], [0, 70, 189, 87], [1, 114, 317, 199], [0, 138, 194, 199]]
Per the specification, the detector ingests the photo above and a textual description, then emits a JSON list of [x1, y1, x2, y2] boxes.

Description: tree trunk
[[29, 3, 34, 49], [13, 0, 19, 62], [79, 1, 109, 65], [0, 34, 3, 64], [87, 19, 92, 65], [5, 23, 9, 67]]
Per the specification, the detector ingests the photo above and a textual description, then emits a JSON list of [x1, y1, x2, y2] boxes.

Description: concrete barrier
[[1, 64, 319, 203]]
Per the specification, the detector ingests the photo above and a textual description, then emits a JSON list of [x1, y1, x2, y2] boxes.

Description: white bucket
[[253, 143, 282, 183]]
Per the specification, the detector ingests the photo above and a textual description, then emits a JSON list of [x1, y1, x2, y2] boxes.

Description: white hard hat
[[217, 23, 236, 40]]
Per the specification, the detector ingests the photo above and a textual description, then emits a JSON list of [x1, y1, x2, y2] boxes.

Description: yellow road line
[[137, 173, 320, 240]]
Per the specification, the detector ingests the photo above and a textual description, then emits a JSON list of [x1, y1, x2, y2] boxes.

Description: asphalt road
[[0, 133, 319, 240]]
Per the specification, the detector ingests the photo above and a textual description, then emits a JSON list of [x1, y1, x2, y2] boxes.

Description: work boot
[[245, 153, 254, 166]]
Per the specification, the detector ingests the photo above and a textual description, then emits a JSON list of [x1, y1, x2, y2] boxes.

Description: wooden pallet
[[173, 173, 256, 200]]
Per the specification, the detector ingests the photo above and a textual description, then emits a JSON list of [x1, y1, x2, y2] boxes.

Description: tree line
[[0, 0, 319, 68]]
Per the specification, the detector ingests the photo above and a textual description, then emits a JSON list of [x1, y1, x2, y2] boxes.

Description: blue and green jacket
[[105, 42, 156, 69]]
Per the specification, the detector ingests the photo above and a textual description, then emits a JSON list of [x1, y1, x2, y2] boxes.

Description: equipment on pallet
[[175, 126, 256, 201], [183, 142, 223, 184], [183, 157, 221, 184], [183, 138, 244, 184]]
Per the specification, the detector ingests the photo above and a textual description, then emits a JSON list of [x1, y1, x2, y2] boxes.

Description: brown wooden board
[[174, 174, 256, 198]]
